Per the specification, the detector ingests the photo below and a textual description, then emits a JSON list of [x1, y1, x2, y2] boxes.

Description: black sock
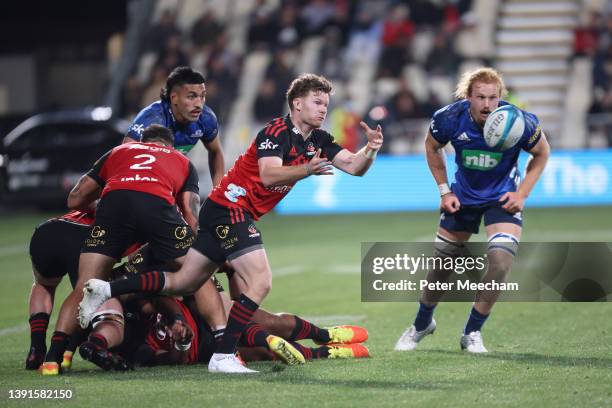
[[29, 312, 50, 351], [288, 341, 329, 360], [65, 330, 85, 353], [45, 331, 70, 364], [110, 271, 165, 297], [217, 294, 259, 354], [240, 322, 269, 348], [289, 316, 329, 343]]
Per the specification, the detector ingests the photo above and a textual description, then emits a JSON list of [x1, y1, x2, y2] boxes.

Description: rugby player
[[124, 66, 225, 187], [80, 294, 368, 371], [394, 67, 550, 353], [25, 210, 94, 370], [41, 124, 202, 375], [79, 73, 383, 373]]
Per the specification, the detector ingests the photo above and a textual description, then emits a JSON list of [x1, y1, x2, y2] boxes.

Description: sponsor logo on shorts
[[248, 224, 260, 238], [174, 236, 194, 249], [174, 226, 188, 240], [513, 211, 522, 220], [91, 226, 106, 238], [462, 149, 502, 171], [221, 237, 238, 250], [131, 253, 143, 264], [216, 225, 230, 239]]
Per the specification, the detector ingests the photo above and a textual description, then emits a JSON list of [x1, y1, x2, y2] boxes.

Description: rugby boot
[[327, 343, 370, 359], [208, 353, 258, 373], [394, 319, 436, 351], [79, 341, 132, 371], [78, 279, 110, 329], [25, 346, 45, 370], [316, 325, 369, 345], [460, 331, 488, 353], [40, 362, 60, 376], [266, 335, 305, 365]]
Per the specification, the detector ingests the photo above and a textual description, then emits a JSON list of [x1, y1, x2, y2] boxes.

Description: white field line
[[0, 244, 27, 257], [0, 323, 28, 337]]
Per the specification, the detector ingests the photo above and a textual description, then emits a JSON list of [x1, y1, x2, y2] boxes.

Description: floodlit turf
[[0, 207, 611, 407]]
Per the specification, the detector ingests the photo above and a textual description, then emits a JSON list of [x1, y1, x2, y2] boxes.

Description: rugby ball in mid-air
[[483, 105, 525, 151]]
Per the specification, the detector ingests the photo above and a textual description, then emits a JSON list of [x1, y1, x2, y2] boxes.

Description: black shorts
[[29, 219, 90, 287], [82, 190, 194, 261], [440, 201, 523, 234], [191, 199, 263, 264]]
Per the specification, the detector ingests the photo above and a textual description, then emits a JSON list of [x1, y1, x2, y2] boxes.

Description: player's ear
[[293, 97, 302, 112]]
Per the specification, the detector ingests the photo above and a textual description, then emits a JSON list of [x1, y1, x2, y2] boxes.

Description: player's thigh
[[229, 249, 272, 290], [483, 204, 523, 240], [168, 247, 220, 294]]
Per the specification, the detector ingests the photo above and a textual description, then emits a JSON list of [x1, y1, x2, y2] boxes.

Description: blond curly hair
[[454, 67, 508, 100]]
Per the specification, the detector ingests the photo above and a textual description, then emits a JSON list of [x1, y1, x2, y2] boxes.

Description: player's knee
[[434, 233, 464, 258], [487, 232, 519, 258]]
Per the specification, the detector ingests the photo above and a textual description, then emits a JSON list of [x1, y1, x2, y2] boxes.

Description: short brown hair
[[141, 124, 174, 145], [286, 73, 333, 111], [454, 67, 508, 100]]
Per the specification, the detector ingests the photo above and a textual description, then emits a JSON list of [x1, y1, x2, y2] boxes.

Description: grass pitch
[[0, 207, 611, 407]]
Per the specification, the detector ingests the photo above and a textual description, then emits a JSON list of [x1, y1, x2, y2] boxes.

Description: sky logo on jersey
[[462, 149, 502, 171], [259, 139, 279, 150]]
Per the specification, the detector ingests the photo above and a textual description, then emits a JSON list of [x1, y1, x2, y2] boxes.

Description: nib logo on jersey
[[462, 149, 502, 171]]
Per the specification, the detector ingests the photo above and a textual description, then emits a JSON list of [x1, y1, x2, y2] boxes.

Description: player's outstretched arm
[[425, 132, 460, 213], [332, 122, 383, 176], [203, 137, 225, 187], [258, 151, 333, 187], [67, 175, 102, 212], [500, 132, 550, 213]]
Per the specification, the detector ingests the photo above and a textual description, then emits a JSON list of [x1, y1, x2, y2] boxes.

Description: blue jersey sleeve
[[428, 103, 461, 145], [126, 104, 166, 141], [199, 106, 219, 144], [519, 110, 542, 151]]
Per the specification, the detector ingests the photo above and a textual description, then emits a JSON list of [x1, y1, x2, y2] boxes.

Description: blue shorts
[[439, 201, 523, 234]]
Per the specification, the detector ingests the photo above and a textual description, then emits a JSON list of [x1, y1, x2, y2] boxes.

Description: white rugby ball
[[483, 105, 525, 151]]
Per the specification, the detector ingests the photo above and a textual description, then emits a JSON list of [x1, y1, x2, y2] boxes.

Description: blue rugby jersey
[[429, 100, 542, 205], [127, 100, 218, 154]]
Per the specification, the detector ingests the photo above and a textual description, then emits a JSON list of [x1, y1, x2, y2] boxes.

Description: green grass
[[0, 207, 611, 407]]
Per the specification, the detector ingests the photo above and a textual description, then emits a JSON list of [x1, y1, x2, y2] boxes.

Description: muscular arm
[[517, 132, 550, 199], [425, 132, 450, 185], [67, 175, 102, 211], [331, 145, 377, 176], [331, 122, 383, 176], [203, 137, 225, 187], [177, 191, 200, 234], [258, 156, 309, 187]]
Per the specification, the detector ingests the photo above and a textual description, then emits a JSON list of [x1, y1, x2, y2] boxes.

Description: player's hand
[[360, 121, 383, 151], [499, 191, 525, 214], [306, 149, 333, 176], [441, 192, 461, 213], [169, 319, 193, 344]]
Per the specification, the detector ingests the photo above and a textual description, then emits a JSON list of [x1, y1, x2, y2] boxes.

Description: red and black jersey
[[87, 142, 198, 206], [57, 210, 96, 226], [145, 298, 199, 364], [208, 115, 343, 219]]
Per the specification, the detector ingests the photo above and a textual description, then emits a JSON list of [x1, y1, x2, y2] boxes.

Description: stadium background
[[0, 0, 610, 406]]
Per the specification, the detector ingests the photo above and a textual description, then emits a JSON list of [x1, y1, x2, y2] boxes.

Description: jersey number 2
[[130, 154, 156, 170]]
